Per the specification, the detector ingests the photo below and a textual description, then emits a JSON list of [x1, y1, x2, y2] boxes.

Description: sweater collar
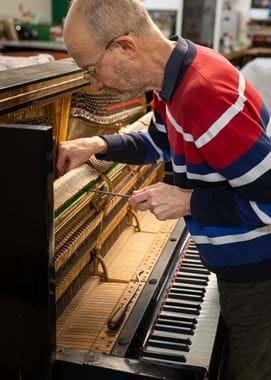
[[160, 36, 197, 103]]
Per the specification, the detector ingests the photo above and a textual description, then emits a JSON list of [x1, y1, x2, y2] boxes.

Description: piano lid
[[0, 58, 87, 115]]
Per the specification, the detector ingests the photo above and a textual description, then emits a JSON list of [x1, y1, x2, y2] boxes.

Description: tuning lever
[[107, 269, 144, 331]]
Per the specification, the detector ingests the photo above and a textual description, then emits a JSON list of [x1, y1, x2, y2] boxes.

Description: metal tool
[[88, 188, 130, 198], [107, 269, 144, 331]]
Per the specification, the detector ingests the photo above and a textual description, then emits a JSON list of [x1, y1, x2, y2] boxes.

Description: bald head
[[65, 0, 161, 49], [64, 0, 174, 94]]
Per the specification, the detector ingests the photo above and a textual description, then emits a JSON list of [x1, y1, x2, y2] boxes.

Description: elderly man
[[58, 1, 271, 379]]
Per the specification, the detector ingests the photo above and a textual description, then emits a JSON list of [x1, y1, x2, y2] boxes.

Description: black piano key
[[156, 323, 194, 335], [168, 291, 204, 303], [175, 277, 208, 287], [176, 272, 209, 280], [144, 347, 187, 363], [163, 305, 200, 315], [186, 246, 199, 251], [181, 262, 208, 270], [180, 267, 210, 275], [171, 283, 206, 293], [159, 312, 198, 325], [148, 339, 190, 352], [182, 258, 203, 266], [165, 299, 201, 310], [185, 254, 201, 261], [187, 246, 197, 251], [185, 250, 199, 256], [151, 330, 192, 345], [157, 317, 196, 330], [170, 285, 205, 294], [182, 258, 204, 265], [188, 243, 197, 248]]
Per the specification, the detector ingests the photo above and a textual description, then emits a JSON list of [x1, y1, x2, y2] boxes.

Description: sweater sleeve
[[189, 72, 271, 227], [97, 93, 171, 164]]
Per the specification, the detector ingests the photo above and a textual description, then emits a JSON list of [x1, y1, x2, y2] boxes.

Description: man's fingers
[[129, 191, 149, 207], [66, 160, 80, 173], [56, 154, 69, 176], [137, 201, 151, 212]]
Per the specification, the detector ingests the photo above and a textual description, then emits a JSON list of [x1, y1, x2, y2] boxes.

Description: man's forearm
[[86, 136, 108, 154]]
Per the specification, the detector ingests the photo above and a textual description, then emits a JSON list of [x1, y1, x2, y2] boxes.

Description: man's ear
[[115, 35, 137, 58]]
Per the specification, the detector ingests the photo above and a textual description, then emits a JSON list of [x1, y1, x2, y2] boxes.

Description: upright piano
[[0, 59, 225, 380]]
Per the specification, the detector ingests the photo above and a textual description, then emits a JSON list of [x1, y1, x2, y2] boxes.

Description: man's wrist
[[184, 190, 193, 216], [95, 136, 108, 154], [84, 136, 108, 154]]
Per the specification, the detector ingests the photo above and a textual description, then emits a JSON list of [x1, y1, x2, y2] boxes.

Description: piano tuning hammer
[[107, 269, 144, 331], [87, 188, 131, 198]]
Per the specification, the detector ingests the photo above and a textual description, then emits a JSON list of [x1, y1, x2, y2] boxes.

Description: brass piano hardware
[[98, 172, 113, 193], [127, 207, 141, 232], [95, 253, 109, 282], [50, 95, 71, 143], [107, 269, 144, 331]]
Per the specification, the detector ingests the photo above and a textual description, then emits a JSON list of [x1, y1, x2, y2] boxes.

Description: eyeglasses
[[83, 32, 129, 82]]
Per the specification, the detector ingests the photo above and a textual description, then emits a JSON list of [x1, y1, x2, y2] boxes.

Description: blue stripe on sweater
[[187, 161, 218, 175], [172, 152, 186, 166], [257, 202, 271, 217], [235, 195, 266, 226], [219, 132, 271, 180], [139, 131, 171, 163], [154, 110, 166, 126], [195, 234, 271, 267], [186, 217, 258, 238]]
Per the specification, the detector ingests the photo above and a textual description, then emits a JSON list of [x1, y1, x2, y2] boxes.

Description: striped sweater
[[99, 37, 271, 281]]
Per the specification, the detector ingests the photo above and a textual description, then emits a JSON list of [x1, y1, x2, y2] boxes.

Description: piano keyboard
[[142, 237, 220, 373]]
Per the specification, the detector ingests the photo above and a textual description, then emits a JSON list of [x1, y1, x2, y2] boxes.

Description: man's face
[[64, 16, 148, 94]]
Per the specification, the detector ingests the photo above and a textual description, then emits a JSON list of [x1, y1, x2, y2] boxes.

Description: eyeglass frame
[[83, 31, 129, 82]]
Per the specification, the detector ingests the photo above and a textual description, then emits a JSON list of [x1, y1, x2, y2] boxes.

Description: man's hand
[[57, 136, 108, 176], [128, 182, 193, 221]]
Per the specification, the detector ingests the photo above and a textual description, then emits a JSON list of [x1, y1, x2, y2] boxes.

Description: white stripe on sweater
[[152, 114, 167, 133], [166, 106, 194, 142], [172, 161, 187, 173], [195, 71, 247, 148], [141, 129, 163, 163], [250, 201, 271, 224], [229, 151, 271, 187], [187, 171, 226, 182], [193, 224, 271, 245]]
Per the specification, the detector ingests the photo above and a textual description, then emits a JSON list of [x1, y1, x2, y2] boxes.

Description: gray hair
[[72, 0, 161, 47]]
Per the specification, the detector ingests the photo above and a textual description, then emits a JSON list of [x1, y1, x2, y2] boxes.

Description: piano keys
[[142, 238, 221, 374]]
